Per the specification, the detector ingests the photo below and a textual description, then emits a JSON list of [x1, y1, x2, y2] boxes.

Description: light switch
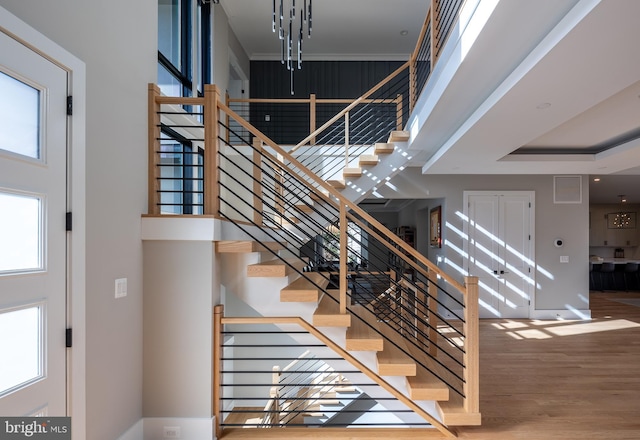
[[560, 256, 569, 263], [115, 278, 127, 298]]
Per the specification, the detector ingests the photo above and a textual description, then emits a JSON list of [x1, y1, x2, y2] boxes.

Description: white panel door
[[466, 192, 534, 318], [0, 29, 68, 416]]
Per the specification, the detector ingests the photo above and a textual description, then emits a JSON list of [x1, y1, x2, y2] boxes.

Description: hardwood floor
[[457, 291, 640, 440]]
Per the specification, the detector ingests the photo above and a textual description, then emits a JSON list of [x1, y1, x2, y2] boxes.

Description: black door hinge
[[66, 212, 72, 231], [67, 96, 73, 116], [66, 328, 72, 348]]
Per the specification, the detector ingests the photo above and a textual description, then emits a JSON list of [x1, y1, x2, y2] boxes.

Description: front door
[[0, 29, 68, 416], [465, 192, 534, 318]]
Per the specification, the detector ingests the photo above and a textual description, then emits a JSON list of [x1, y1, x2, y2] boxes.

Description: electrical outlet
[[560, 256, 569, 263], [115, 278, 127, 299], [163, 426, 181, 439]]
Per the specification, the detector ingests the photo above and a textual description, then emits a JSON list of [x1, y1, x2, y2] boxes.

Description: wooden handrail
[[228, 97, 401, 105], [220, 314, 456, 438], [155, 96, 205, 105]]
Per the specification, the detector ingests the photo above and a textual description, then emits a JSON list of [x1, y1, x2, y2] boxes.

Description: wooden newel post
[[339, 204, 348, 314], [252, 138, 263, 225], [309, 93, 317, 144], [148, 84, 161, 215], [213, 304, 224, 439], [463, 276, 479, 414], [204, 84, 221, 216]]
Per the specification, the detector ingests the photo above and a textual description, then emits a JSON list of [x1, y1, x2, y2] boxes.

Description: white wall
[[377, 169, 590, 314], [143, 241, 215, 416], [0, 0, 155, 437]]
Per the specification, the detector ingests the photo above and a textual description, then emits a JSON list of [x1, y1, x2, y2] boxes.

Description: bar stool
[[589, 262, 595, 290], [599, 262, 616, 291], [624, 262, 639, 291]]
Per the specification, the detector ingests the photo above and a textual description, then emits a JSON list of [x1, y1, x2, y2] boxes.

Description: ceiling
[[218, 0, 640, 204], [219, 0, 428, 60]]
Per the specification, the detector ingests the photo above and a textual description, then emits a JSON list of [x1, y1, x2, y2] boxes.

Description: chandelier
[[613, 195, 631, 228], [273, 0, 313, 94]]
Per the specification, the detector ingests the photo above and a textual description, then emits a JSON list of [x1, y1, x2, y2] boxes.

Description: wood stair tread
[[216, 240, 285, 253], [247, 258, 306, 278], [327, 179, 345, 189], [345, 305, 384, 351], [313, 291, 351, 327], [375, 322, 417, 377], [388, 130, 410, 143], [343, 167, 362, 177], [294, 203, 314, 213], [437, 392, 482, 426], [280, 272, 330, 302], [359, 154, 379, 166], [406, 366, 450, 401], [374, 142, 394, 154]]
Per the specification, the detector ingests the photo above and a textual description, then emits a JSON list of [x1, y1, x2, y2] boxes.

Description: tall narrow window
[[158, 0, 211, 97]]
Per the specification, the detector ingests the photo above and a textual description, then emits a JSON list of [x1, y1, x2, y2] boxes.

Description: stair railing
[[217, 97, 478, 411], [213, 304, 455, 437]]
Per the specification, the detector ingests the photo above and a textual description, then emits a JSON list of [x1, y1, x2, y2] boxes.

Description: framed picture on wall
[[430, 206, 441, 248]]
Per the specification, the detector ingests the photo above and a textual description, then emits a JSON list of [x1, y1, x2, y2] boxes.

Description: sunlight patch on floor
[[495, 318, 640, 340], [545, 319, 640, 336]]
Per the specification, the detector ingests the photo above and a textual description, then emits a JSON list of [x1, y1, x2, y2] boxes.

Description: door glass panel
[[0, 305, 43, 396], [0, 191, 42, 273], [0, 71, 40, 159]]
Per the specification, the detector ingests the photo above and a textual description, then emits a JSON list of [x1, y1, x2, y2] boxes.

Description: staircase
[[148, 3, 478, 436]]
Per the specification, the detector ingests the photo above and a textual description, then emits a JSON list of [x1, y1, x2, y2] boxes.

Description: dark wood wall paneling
[[249, 61, 405, 145]]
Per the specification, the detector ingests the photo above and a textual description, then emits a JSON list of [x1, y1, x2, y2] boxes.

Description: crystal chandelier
[[273, 0, 312, 94]]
